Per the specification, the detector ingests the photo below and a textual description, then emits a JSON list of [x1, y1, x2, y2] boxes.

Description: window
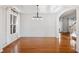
[[10, 14, 17, 34]]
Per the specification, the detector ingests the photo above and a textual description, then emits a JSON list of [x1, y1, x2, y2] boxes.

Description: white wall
[[0, 8, 6, 48], [59, 18, 63, 32], [20, 13, 57, 37]]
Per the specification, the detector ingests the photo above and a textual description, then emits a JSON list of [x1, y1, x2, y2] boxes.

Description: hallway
[[3, 33, 75, 53]]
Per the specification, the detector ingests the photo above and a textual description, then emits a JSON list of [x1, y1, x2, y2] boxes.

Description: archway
[[59, 9, 76, 33], [58, 8, 77, 52], [57, 8, 76, 39]]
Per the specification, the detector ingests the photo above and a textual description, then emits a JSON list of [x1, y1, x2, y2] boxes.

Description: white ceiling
[[16, 5, 64, 14], [15, 5, 79, 15]]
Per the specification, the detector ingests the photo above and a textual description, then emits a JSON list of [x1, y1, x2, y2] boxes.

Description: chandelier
[[32, 5, 43, 20]]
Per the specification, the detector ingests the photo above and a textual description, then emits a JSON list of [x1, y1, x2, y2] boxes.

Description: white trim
[[3, 37, 20, 49]]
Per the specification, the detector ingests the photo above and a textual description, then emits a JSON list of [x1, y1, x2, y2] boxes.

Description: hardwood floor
[[59, 32, 75, 53], [3, 33, 75, 53]]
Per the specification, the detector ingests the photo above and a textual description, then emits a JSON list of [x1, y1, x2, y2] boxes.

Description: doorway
[[59, 9, 77, 52]]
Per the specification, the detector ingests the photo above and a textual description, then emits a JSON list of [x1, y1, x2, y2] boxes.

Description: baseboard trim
[[20, 37, 57, 39], [3, 37, 20, 49]]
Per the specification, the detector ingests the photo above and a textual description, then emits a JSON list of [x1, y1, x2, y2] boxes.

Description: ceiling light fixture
[[32, 5, 43, 20]]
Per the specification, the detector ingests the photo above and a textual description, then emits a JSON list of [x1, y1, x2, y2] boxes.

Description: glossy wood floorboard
[[59, 32, 75, 53], [3, 33, 75, 53]]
